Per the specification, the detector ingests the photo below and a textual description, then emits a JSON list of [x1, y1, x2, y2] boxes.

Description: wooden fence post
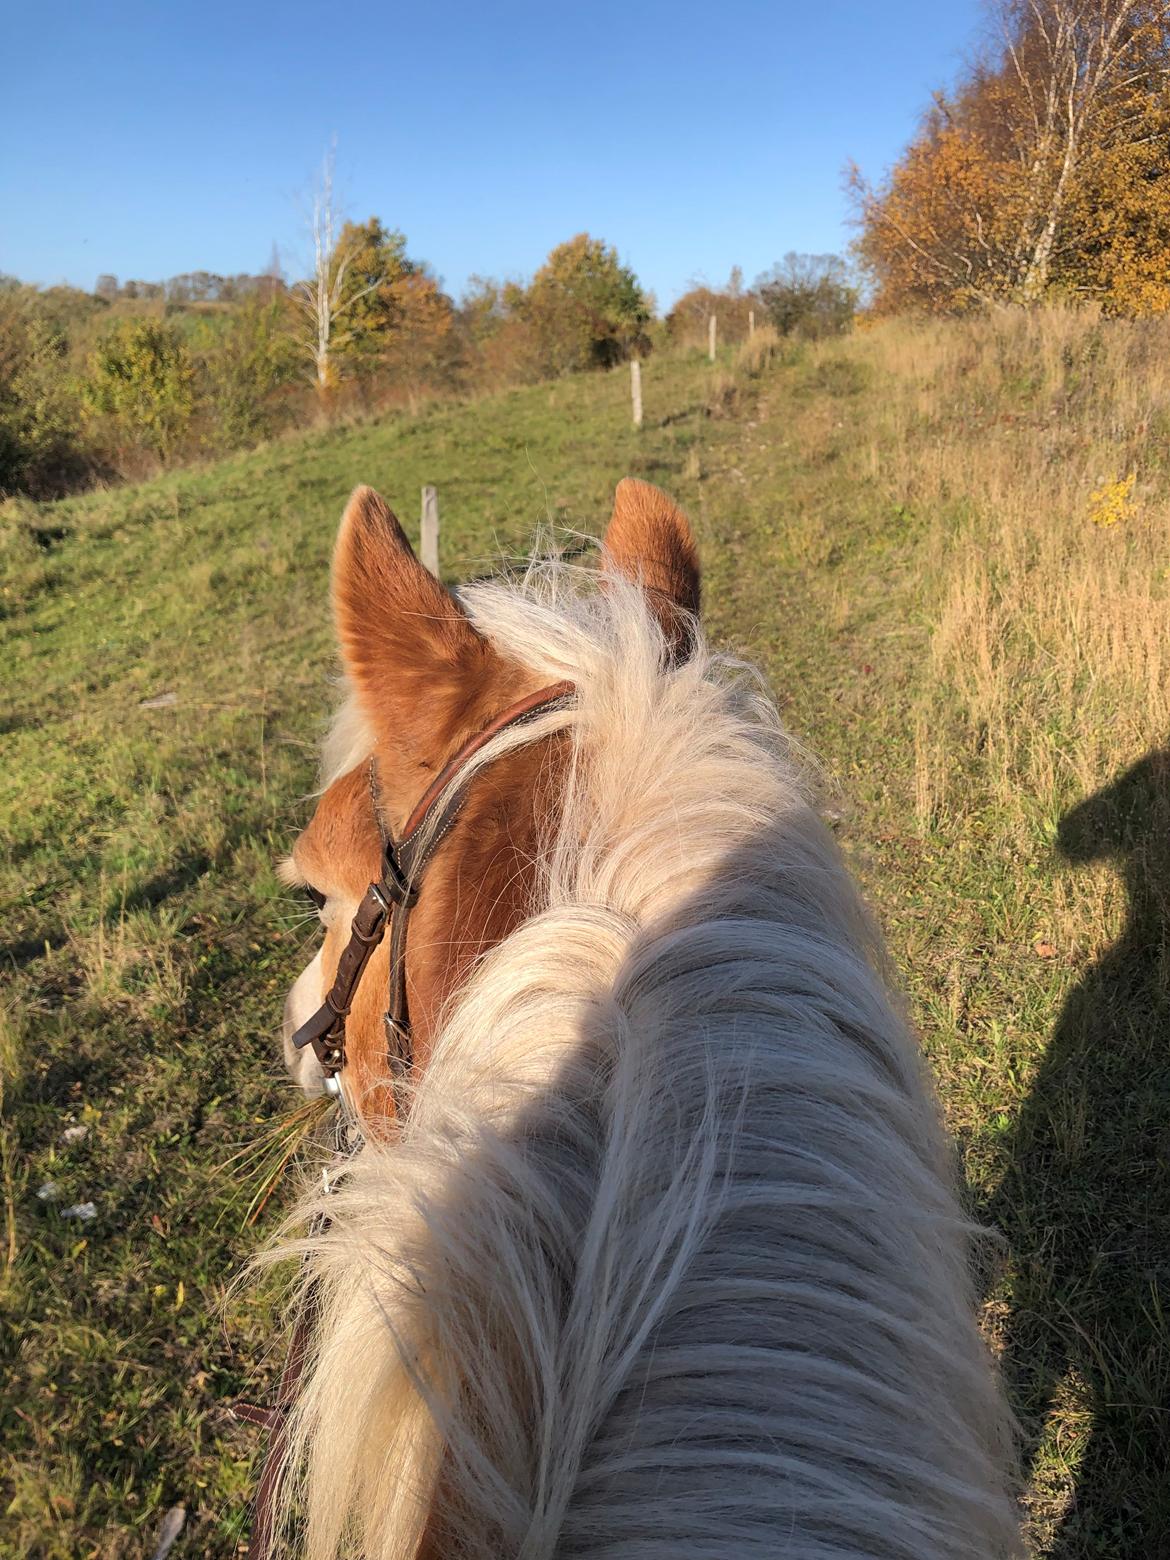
[[748, 308, 755, 338], [631, 358, 643, 428], [421, 484, 440, 576], [708, 314, 717, 362]]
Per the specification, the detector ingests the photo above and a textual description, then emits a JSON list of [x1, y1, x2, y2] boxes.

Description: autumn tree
[[83, 319, 195, 459], [853, 0, 1170, 313], [756, 255, 857, 337], [849, 99, 1018, 312], [330, 218, 455, 388], [453, 277, 546, 389], [0, 281, 90, 496], [193, 296, 300, 449], [1063, 87, 1170, 310], [667, 272, 757, 345], [519, 234, 650, 373]]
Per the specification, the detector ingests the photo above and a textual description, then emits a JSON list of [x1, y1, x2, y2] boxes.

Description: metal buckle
[[379, 844, 419, 908]]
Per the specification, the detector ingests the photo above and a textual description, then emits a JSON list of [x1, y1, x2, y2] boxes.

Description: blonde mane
[[265, 560, 1020, 1558]]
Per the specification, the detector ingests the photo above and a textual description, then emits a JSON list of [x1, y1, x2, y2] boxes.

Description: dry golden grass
[[843, 309, 1170, 956], [735, 323, 782, 376], [704, 368, 739, 418], [699, 311, 1170, 1552]]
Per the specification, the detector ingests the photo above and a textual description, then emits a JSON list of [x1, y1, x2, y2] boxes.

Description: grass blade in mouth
[[217, 1095, 336, 1228]]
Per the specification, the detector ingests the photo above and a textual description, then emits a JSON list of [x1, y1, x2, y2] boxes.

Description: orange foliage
[[851, 117, 1022, 313], [1059, 89, 1170, 314], [332, 218, 456, 388], [667, 280, 756, 345], [854, 0, 1170, 316]]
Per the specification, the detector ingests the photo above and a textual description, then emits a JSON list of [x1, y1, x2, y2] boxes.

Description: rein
[[238, 679, 575, 1559]]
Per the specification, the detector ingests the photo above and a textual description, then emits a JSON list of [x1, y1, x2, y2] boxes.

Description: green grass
[[3, 325, 1168, 1557]]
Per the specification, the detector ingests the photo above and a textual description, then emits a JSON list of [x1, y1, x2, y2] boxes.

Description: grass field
[[3, 313, 1169, 1558]]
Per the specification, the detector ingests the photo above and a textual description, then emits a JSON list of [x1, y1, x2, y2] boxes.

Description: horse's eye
[[304, 884, 327, 913]]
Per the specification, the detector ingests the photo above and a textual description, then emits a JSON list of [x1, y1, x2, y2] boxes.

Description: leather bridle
[[238, 679, 575, 1560], [290, 679, 576, 1099]]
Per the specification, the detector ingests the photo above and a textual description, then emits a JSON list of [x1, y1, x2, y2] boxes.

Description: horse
[[256, 479, 1021, 1559]]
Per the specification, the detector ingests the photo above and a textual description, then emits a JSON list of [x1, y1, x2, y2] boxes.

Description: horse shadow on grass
[[985, 748, 1170, 1558]]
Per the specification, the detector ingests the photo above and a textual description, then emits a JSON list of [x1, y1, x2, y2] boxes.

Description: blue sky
[[3, 0, 984, 309]]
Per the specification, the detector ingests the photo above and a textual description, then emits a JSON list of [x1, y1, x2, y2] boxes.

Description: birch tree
[[1002, 0, 1170, 299], [292, 142, 381, 394], [852, 0, 1170, 313]]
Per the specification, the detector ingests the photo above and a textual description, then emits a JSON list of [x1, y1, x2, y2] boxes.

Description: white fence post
[[708, 313, 717, 361], [631, 359, 643, 428], [421, 484, 440, 576], [748, 308, 755, 337]]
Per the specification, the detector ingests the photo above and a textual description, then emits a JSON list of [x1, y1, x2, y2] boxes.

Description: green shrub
[[0, 282, 89, 498], [84, 319, 195, 460], [193, 299, 299, 451], [755, 254, 856, 340]]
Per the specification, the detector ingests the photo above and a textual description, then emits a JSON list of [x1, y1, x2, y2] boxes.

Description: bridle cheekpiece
[[289, 680, 576, 1100]]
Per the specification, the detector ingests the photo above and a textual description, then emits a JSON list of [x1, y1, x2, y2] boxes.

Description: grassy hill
[[3, 315, 1169, 1558]]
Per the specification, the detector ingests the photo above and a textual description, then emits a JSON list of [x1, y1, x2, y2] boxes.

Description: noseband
[[290, 680, 576, 1099]]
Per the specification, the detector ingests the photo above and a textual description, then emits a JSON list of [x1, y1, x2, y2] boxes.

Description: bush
[[0, 317, 84, 498], [667, 276, 757, 347], [736, 323, 782, 376], [0, 281, 94, 498], [192, 299, 299, 451], [755, 254, 856, 340], [84, 319, 195, 462]]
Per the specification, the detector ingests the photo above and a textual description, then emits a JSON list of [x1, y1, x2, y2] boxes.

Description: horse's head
[[280, 479, 699, 1112]]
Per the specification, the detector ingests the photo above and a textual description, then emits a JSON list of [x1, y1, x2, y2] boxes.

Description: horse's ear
[[332, 485, 509, 766], [602, 478, 701, 654]]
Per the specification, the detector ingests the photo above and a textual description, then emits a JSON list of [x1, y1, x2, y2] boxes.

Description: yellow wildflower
[[1088, 474, 1137, 528]]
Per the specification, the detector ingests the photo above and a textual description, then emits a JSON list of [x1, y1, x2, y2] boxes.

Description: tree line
[[0, 224, 854, 500], [853, 0, 1170, 314], [94, 269, 283, 305], [0, 230, 651, 499]]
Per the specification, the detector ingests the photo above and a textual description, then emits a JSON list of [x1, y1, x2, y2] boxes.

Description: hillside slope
[[3, 318, 1169, 1558]]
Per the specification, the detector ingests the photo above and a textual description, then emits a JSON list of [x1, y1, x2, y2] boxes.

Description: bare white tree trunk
[[1020, 131, 1078, 301], [1007, 0, 1158, 302], [293, 140, 381, 394]]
